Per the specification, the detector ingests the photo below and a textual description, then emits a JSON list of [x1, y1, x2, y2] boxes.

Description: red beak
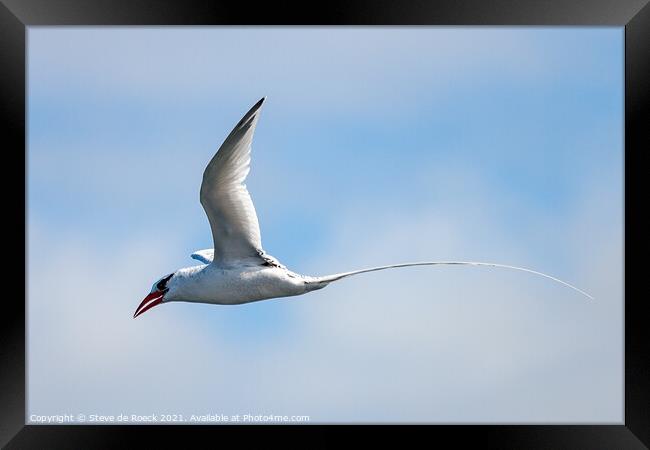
[[134, 290, 165, 318]]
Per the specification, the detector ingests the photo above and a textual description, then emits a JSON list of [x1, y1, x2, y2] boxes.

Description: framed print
[[1, 0, 647, 447]]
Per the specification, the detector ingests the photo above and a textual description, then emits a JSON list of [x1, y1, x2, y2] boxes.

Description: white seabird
[[134, 97, 592, 318]]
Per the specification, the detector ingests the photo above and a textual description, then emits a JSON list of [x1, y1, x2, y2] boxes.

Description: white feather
[[190, 249, 214, 264]]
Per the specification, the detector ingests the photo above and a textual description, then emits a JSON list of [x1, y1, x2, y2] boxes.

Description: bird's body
[[167, 260, 324, 306], [134, 97, 591, 318]]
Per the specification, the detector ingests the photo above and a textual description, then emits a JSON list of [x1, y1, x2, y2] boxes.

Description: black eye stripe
[[156, 273, 174, 291]]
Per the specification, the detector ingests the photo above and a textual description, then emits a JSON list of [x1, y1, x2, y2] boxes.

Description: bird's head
[[134, 273, 174, 318]]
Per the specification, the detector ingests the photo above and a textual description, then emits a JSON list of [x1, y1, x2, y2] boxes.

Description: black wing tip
[[233, 97, 266, 130], [247, 96, 266, 116]]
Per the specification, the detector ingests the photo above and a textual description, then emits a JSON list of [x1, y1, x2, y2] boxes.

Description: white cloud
[[28, 161, 622, 423]]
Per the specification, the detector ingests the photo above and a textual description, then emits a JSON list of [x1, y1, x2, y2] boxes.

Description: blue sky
[[28, 27, 623, 423]]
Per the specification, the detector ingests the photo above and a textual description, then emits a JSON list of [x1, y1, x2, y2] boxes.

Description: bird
[[134, 97, 593, 318]]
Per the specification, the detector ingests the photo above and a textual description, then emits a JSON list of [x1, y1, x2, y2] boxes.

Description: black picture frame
[[1, 0, 647, 448]]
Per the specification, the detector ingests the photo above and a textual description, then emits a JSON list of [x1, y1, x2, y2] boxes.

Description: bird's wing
[[200, 97, 266, 266], [190, 249, 214, 264]]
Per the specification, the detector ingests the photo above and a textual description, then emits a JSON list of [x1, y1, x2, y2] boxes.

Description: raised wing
[[200, 97, 266, 266]]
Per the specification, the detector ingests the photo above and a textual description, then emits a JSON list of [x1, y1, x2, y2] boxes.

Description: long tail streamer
[[310, 261, 593, 300]]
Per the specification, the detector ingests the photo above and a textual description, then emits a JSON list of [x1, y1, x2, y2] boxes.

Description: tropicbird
[[134, 97, 592, 318]]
